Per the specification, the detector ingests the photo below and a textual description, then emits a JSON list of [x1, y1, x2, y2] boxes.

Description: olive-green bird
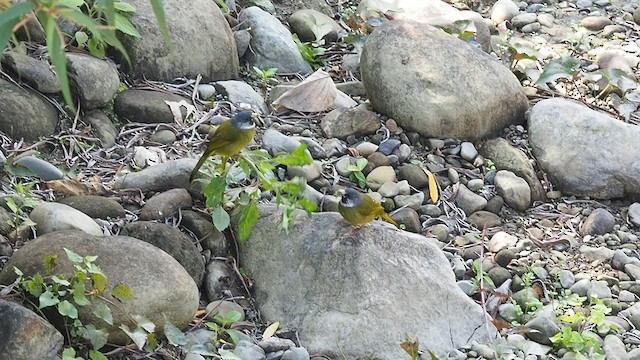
[[190, 111, 256, 181], [338, 188, 398, 227]]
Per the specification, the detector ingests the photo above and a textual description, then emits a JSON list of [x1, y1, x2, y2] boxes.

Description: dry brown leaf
[[423, 168, 439, 203], [272, 69, 336, 112], [44, 176, 109, 196], [261, 321, 280, 341]]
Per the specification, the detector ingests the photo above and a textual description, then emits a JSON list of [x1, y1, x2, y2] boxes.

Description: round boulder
[[361, 21, 527, 141]]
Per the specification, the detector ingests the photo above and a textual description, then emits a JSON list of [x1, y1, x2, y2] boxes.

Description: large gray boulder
[[0, 230, 199, 345], [361, 21, 527, 141], [119, 0, 238, 81], [66, 53, 119, 109], [529, 98, 640, 199], [239, 7, 313, 74], [239, 206, 495, 358], [0, 79, 58, 141]]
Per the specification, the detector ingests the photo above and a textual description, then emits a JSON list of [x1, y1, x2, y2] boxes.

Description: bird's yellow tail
[[381, 212, 398, 227], [189, 155, 209, 182]]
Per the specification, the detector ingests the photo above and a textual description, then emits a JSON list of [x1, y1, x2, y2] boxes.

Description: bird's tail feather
[[381, 213, 398, 227]]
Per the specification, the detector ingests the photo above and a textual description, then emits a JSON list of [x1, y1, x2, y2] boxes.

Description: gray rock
[[507, 333, 552, 356], [581, 208, 615, 236], [488, 231, 518, 252], [287, 161, 323, 182], [149, 129, 177, 145], [258, 337, 296, 353], [498, 303, 519, 322], [484, 195, 504, 214], [378, 138, 401, 155], [113, 158, 197, 192], [361, 22, 526, 141], [625, 264, 640, 281], [511, 12, 538, 28], [619, 290, 636, 302], [378, 182, 400, 198], [604, 334, 629, 360], [558, 269, 575, 288], [491, 0, 520, 23], [320, 105, 380, 139], [628, 203, 640, 227], [494, 248, 516, 267], [119, 0, 238, 81], [466, 178, 484, 192], [121, 221, 204, 286], [529, 98, 640, 199], [0, 79, 58, 141], [234, 340, 266, 360], [0, 300, 63, 360], [181, 210, 227, 256], [588, 280, 612, 299], [336, 81, 366, 97], [580, 16, 612, 31], [204, 260, 234, 301], [205, 300, 245, 321], [66, 53, 119, 109], [30, 202, 103, 236], [139, 188, 192, 220], [512, 287, 540, 309], [214, 80, 269, 114], [394, 143, 412, 163], [240, 206, 493, 357], [85, 111, 118, 147], [467, 210, 502, 229], [0, 230, 199, 345], [488, 266, 512, 286], [612, 249, 640, 270], [394, 193, 424, 209], [366, 166, 396, 190], [494, 170, 531, 211], [570, 279, 591, 297], [239, 7, 312, 74], [524, 308, 561, 345], [57, 195, 125, 219], [1, 51, 60, 93], [576, 0, 593, 8], [479, 138, 547, 202], [282, 347, 310, 360], [262, 129, 303, 156], [14, 156, 63, 181], [580, 245, 615, 262], [196, 84, 216, 100], [114, 89, 192, 124], [397, 164, 429, 189], [460, 142, 478, 161], [455, 184, 487, 216], [289, 9, 342, 42], [521, 22, 541, 33], [292, 137, 327, 159], [391, 207, 422, 233]]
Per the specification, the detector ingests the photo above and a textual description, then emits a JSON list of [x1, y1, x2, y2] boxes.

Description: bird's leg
[[220, 156, 229, 171]]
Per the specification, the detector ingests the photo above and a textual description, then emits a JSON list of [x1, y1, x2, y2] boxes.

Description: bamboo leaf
[[150, 0, 170, 43], [0, 2, 35, 52], [41, 13, 75, 110], [423, 168, 439, 203], [238, 200, 259, 241], [114, 12, 140, 37]]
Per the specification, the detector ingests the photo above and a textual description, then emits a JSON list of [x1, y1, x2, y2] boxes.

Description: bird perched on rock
[[190, 111, 256, 181], [338, 188, 397, 227]]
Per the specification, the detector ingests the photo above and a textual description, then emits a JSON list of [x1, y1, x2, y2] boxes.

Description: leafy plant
[[0, 0, 168, 109], [292, 33, 325, 68], [346, 157, 368, 188], [203, 144, 317, 240], [205, 310, 243, 347], [4, 181, 41, 229], [12, 248, 133, 359], [253, 66, 278, 85]]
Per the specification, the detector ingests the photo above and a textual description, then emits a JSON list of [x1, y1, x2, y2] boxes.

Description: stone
[[205, 300, 245, 321], [488, 231, 518, 252], [488, 266, 512, 287], [570, 279, 591, 297], [320, 105, 380, 139], [282, 347, 310, 360], [629, 203, 640, 227], [113, 158, 197, 192], [118, 0, 238, 81], [397, 164, 429, 189], [287, 161, 323, 182], [0, 230, 199, 345], [581, 208, 616, 236], [494, 248, 516, 267], [467, 211, 502, 228], [460, 142, 478, 161], [361, 21, 527, 141], [511, 13, 538, 28], [258, 337, 296, 353], [289, 9, 342, 42], [114, 89, 192, 124], [239, 206, 494, 358], [491, 0, 520, 23], [529, 99, 640, 199], [234, 340, 266, 359], [293, 137, 327, 159], [603, 334, 629, 360], [484, 195, 504, 214], [121, 221, 205, 286], [625, 264, 640, 281], [455, 185, 487, 216], [150, 129, 178, 144], [262, 129, 304, 156], [378, 182, 400, 198], [0, 300, 63, 360], [494, 170, 531, 211], [393, 192, 424, 209], [57, 195, 125, 219], [14, 156, 63, 181], [204, 260, 234, 301], [30, 202, 103, 236], [391, 208, 422, 233], [139, 188, 193, 220], [1, 51, 60, 93], [524, 308, 561, 345], [580, 16, 612, 31], [0, 79, 58, 141], [466, 179, 484, 192], [85, 111, 118, 147], [580, 245, 615, 262], [558, 270, 575, 288], [588, 280, 612, 299], [239, 7, 312, 74], [66, 53, 119, 109], [479, 137, 547, 202], [366, 166, 396, 190], [354, 142, 378, 157], [214, 80, 269, 114], [612, 249, 640, 270]]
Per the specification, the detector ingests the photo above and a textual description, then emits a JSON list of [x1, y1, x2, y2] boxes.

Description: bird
[[190, 111, 256, 182], [338, 188, 398, 227]]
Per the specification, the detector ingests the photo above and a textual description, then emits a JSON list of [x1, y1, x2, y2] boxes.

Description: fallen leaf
[[423, 168, 439, 203], [165, 100, 197, 124], [44, 177, 109, 196], [262, 321, 279, 341], [272, 69, 336, 112]]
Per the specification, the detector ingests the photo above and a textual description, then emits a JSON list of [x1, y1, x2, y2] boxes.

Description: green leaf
[[150, 0, 170, 44], [219, 349, 243, 360], [356, 157, 368, 170], [91, 272, 108, 293], [64, 248, 84, 263], [133, 314, 155, 333], [211, 206, 230, 232], [72, 281, 91, 306], [58, 300, 79, 319], [111, 282, 133, 302], [225, 328, 241, 346], [62, 347, 82, 360], [83, 324, 109, 350], [58, 0, 85, 8], [93, 302, 113, 325], [39, 290, 60, 308], [238, 200, 259, 241], [13, 267, 23, 276], [204, 175, 227, 208], [0, 2, 36, 53], [114, 12, 140, 37], [536, 56, 581, 84], [40, 12, 74, 110], [75, 31, 89, 45], [113, 2, 136, 13], [164, 317, 189, 346], [88, 350, 109, 360], [273, 144, 312, 166], [52, 275, 71, 286], [119, 324, 147, 350]]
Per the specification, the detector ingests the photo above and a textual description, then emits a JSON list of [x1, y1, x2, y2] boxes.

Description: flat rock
[[118, 0, 238, 81], [0, 230, 199, 344], [239, 206, 494, 358], [529, 98, 640, 199], [320, 105, 380, 139], [112, 158, 197, 192], [214, 80, 269, 114], [139, 188, 192, 220], [30, 202, 104, 236], [289, 9, 342, 42], [1, 51, 60, 93], [361, 21, 527, 141], [114, 89, 192, 124], [57, 195, 125, 219], [455, 184, 487, 216]]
